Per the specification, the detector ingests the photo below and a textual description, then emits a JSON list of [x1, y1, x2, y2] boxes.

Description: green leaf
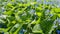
[[32, 24, 43, 34], [40, 20, 54, 34]]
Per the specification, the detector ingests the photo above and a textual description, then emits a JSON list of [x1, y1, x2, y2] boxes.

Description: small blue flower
[[19, 28, 24, 34], [0, 24, 7, 28], [4, 25, 7, 28], [29, 9, 35, 14], [57, 30, 60, 34], [49, 14, 53, 17], [57, 18, 60, 23]]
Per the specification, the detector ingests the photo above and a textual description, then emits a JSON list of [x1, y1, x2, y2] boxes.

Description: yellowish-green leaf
[[36, 12, 42, 17], [57, 14, 60, 17], [54, 8, 60, 12], [3, 11, 13, 15], [7, 3, 12, 6], [12, 20, 16, 24]]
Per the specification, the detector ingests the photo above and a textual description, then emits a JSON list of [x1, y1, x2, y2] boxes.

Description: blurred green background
[[0, 0, 60, 34]]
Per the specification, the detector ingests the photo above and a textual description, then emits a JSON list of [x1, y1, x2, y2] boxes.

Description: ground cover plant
[[0, 0, 60, 34]]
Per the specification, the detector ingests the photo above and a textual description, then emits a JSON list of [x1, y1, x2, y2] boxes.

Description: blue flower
[[19, 28, 24, 34], [0, 23, 7, 28], [4, 25, 7, 28], [57, 30, 60, 34]]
